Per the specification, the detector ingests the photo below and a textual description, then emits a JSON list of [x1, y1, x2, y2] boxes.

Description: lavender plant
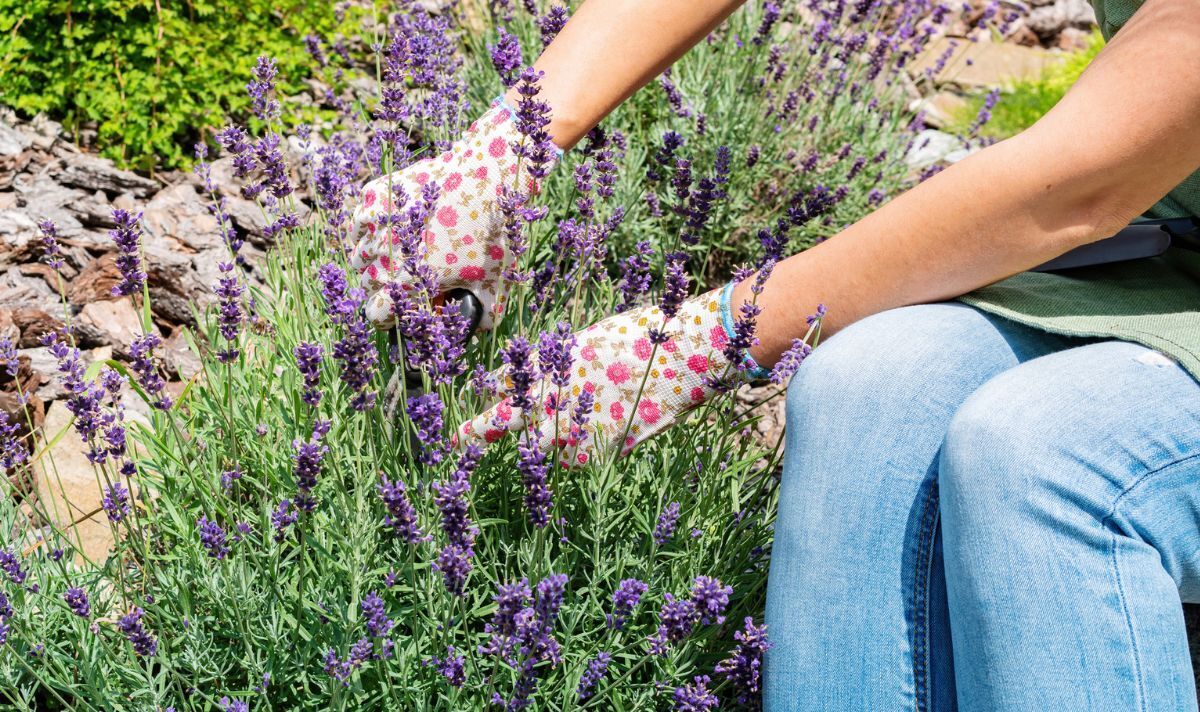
[[0, 0, 994, 708]]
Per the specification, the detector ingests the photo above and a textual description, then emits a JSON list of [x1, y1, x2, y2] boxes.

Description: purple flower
[[0, 411, 29, 472], [537, 322, 575, 389], [607, 578, 648, 630], [577, 651, 611, 701], [517, 428, 553, 528], [216, 125, 255, 178], [317, 264, 378, 411], [406, 392, 445, 466], [324, 637, 375, 685], [538, 5, 569, 47], [220, 467, 243, 491], [109, 209, 146, 297], [36, 219, 64, 270], [657, 252, 690, 325], [512, 68, 557, 181], [691, 576, 733, 625], [673, 675, 718, 711], [770, 338, 814, 385], [754, 3, 781, 45], [118, 607, 157, 657], [715, 617, 773, 708], [361, 592, 394, 638], [197, 515, 231, 560], [128, 334, 172, 410], [378, 474, 427, 544], [271, 499, 298, 541], [292, 420, 331, 511], [501, 337, 537, 412], [247, 55, 280, 122], [214, 262, 245, 363], [659, 69, 692, 119], [654, 501, 681, 546], [63, 587, 90, 618], [102, 482, 132, 523], [0, 549, 26, 585], [431, 646, 466, 687], [294, 342, 324, 407], [647, 593, 697, 655], [480, 578, 531, 663], [219, 697, 249, 712], [489, 28, 523, 87]]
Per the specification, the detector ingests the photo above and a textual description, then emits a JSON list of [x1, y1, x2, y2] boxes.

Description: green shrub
[[950, 30, 1106, 139], [0, 0, 350, 171]]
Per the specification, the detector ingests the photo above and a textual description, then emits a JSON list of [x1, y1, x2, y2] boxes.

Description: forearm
[[504, 0, 746, 149], [740, 133, 1111, 365], [742, 0, 1200, 367]]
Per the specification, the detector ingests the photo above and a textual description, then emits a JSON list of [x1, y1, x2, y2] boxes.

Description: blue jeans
[[763, 303, 1200, 711]]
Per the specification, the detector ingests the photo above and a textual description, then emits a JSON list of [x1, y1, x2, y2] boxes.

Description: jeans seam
[[1100, 451, 1200, 712], [912, 483, 940, 712]]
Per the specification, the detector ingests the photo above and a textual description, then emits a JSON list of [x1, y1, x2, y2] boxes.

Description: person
[[348, 0, 1200, 708]]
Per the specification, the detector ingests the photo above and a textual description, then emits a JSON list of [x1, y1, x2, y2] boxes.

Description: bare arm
[[740, 0, 1200, 365], [504, 0, 746, 149]]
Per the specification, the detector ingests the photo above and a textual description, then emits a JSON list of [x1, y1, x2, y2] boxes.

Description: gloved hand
[[349, 100, 559, 329], [458, 283, 769, 465]]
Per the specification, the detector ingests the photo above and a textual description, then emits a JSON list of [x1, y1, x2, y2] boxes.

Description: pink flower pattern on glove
[[460, 289, 738, 464], [348, 101, 557, 329]]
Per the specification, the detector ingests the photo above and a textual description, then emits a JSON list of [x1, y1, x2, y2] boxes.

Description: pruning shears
[[1033, 217, 1200, 272], [383, 289, 484, 438]]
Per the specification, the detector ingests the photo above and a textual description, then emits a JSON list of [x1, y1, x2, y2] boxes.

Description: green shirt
[[961, 0, 1200, 380]]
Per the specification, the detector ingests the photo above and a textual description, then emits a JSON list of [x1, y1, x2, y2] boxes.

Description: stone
[[33, 401, 116, 564], [913, 91, 971, 130], [25, 346, 111, 402], [905, 129, 975, 169], [67, 253, 122, 305], [1056, 26, 1093, 51], [1026, 0, 1096, 37], [141, 183, 222, 253], [909, 37, 1060, 89], [77, 298, 143, 355], [50, 153, 158, 198]]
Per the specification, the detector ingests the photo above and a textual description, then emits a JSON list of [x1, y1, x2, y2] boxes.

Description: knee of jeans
[[785, 303, 1011, 429]]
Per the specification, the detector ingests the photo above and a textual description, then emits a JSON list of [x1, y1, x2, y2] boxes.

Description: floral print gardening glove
[[348, 99, 558, 330], [459, 283, 770, 465]]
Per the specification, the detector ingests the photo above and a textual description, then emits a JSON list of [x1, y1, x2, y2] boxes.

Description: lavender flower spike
[[654, 501, 681, 546], [214, 262, 245, 363], [109, 209, 146, 297], [118, 607, 157, 657], [715, 617, 773, 708], [576, 652, 611, 700], [607, 578, 648, 630], [129, 334, 172, 410], [673, 675, 719, 711], [378, 474, 427, 544], [294, 342, 324, 407], [197, 515, 231, 559], [102, 482, 132, 523], [64, 587, 91, 618]]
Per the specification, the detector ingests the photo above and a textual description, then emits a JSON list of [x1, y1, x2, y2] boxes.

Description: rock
[[67, 253, 122, 305], [905, 129, 975, 169], [77, 298, 143, 355], [33, 400, 116, 564], [1026, 0, 1096, 37], [25, 346, 111, 402], [913, 91, 970, 130], [0, 210, 42, 259], [1056, 26, 1093, 50], [141, 183, 222, 253], [909, 37, 1061, 89], [9, 308, 65, 348], [70, 189, 119, 229], [50, 153, 158, 198]]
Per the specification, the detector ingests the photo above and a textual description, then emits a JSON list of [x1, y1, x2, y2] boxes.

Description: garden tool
[[1033, 217, 1199, 272], [383, 288, 484, 435]]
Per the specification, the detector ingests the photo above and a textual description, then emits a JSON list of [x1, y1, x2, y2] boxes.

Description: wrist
[[719, 281, 771, 380]]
